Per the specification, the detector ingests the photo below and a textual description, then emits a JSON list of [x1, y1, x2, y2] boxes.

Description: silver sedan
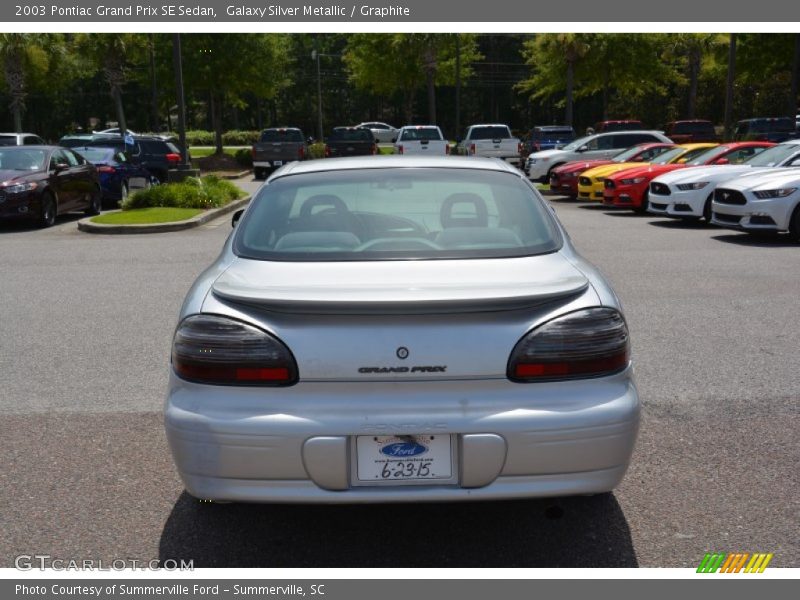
[[165, 156, 640, 503]]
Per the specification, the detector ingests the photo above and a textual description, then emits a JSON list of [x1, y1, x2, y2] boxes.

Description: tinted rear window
[[234, 168, 561, 261], [470, 126, 512, 139], [399, 128, 443, 141], [73, 147, 114, 162], [670, 121, 715, 134], [260, 129, 304, 142], [739, 119, 796, 133], [0, 135, 18, 146], [330, 129, 374, 141], [531, 128, 574, 139]]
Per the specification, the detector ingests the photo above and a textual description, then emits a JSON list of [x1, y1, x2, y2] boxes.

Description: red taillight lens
[[166, 153, 181, 163], [508, 308, 630, 382], [325, 145, 331, 157], [470, 143, 476, 155], [251, 147, 256, 158], [172, 314, 298, 386], [518, 142, 524, 155], [97, 165, 116, 173], [298, 146, 306, 159], [398, 144, 404, 155], [372, 144, 378, 155], [445, 144, 450, 155]]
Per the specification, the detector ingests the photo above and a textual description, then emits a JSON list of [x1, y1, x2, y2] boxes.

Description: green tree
[[0, 34, 54, 132], [344, 34, 481, 124]]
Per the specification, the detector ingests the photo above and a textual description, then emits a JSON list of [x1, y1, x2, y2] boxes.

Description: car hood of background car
[[608, 164, 685, 181], [554, 160, 612, 173], [653, 164, 759, 186], [0, 169, 42, 183], [583, 162, 648, 179], [719, 168, 800, 192], [210, 253, 592, 314]]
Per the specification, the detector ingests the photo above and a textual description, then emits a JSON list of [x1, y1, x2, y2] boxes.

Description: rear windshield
[[670, 121, 715, 134], [73, 147, 113, 162], [260, 129, 304, 142], [399, 128, 442, 141], [234, 168, 561, 261], [330, 129, 374, 141], [469, 126, 512, 140], [531, 128, 574, 139]]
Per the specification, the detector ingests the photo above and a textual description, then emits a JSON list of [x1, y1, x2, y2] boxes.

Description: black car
[[733, 118, 798, 143], [60, 133, 187, 183], [0, 146, 101, 228], [324, 127, 378, 157]]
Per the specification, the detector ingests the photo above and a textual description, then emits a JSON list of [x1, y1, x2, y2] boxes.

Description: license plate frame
[[272, 160, 283, 166], [350, 434, 458, 487]]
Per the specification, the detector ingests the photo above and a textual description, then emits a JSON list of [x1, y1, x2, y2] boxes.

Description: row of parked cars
[[538, 135, 800, 241], [0, 130, 184, 228]]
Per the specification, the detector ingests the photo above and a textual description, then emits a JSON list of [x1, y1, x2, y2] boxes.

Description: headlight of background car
[[753, 188, 797, 199], [676, 181, 709, 191], [620, 177, 646, 185], [3, 182, 38, 194]]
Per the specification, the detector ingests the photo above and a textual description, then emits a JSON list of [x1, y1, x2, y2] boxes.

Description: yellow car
[[577, 143, 719, 201]]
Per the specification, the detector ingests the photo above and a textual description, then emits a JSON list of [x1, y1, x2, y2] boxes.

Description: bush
[[233, 147, 253, 167], [222, 130, 261, 145], [185, 130, 215, 146], [308, 142, 326, 159], [121, 175, 246, 210]]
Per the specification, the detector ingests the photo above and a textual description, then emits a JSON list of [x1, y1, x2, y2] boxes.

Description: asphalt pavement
[[1, 180, 797, 568]]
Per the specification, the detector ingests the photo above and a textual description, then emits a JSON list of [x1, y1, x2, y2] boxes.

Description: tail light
[[508, 308, 630, 382], [371, 143, 378, 155], [518, 141, 524, 156], [251, 147, 256, 158], [172, 314, 298, 386], [298, 146, 306, 159], [166, 153, 181, 164], [445, 144, 450, 155], [97, 165, 116, 173], [469, 143, 476, 155], [398, 144, 404, 155], [325, 145, 331, 158]]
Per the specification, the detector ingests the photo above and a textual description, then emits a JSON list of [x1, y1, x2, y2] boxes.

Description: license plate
[[354, 435, 454, 484], [272, 160, 283, 166]]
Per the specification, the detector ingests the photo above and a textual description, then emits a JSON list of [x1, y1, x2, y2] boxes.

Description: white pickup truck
[[393, 125, 450, 155], [454, 124, 522, 167]]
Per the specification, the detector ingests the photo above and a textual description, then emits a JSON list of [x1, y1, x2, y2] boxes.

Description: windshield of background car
[[0, 148, 47, 170], [399, 128, 442, 141], [685, 146, 734, 166], [260, 129, 304, 142], [613, 145, 663, 162], [233, 168, 562, 261], [469, 126, 511, 140], [745, 144, 800, 166], [561, 134, 596, 151], [330, 129, 373, 141], [652, 147, 691, 164], [74, 147, 114, 162]]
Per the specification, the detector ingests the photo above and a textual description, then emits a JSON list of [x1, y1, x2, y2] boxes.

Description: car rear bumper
[[165, 370, 640, 503]]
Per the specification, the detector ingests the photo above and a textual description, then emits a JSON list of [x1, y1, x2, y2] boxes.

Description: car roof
[[270, 156, 522, 180], [0, 132, 40, 136], [594, 130, 664, 136], [262, 127, 302, 131]]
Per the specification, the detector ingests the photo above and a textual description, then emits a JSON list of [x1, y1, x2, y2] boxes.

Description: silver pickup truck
[[252, 127, 308, 180], [454, 124, 522, 167]]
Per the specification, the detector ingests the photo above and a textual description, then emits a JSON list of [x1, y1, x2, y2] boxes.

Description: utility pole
[[172, 33, 189, 168], [312, 43, 323, 142], [455, 35, 461, 138]]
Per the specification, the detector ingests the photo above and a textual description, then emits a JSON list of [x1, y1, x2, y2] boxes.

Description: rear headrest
[[440, 193, 489, 228]]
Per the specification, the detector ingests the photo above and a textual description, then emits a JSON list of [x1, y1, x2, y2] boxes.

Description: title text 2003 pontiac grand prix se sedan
[[165, 156, 640, 503]]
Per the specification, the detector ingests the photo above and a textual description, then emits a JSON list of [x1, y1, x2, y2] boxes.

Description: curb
[[220, 170, 251, 180], [77, 196, 251, 235]]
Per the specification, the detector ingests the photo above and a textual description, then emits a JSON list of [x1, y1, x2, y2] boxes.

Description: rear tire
[[39, 193, 56, 228], [118, 182, 129, 207], [85, 187, 102, 216]]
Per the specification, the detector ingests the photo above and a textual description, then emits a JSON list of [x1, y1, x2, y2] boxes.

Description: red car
[[548, 143, 676, 197], [601, 142, 775, 212]]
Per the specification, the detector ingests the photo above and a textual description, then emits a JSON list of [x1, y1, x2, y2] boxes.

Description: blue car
[[521, 125, 576, 155], [72, 146, 154, 205]]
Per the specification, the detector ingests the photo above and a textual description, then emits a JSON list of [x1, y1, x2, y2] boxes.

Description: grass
[[378, 146, 394, 155], [189, 146, 243, 158], [90, 207, 204, 225], [536, 183, 550, 191]]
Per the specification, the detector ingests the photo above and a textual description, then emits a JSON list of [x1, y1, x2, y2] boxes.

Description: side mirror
[[231, 209, 244, 228], [577, 145, 589, 153], [53, 162, 69, 171], [714, 158, 729, 165], [677, 158, 688, 164], [306, 137, 314, 144]]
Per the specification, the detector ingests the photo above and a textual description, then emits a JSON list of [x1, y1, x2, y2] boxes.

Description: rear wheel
[[119, 182, 129, 206], [39, 193, 56, 228], [85, 186, 102, 215]]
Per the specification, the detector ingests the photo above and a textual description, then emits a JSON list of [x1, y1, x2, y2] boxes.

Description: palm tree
[[560, 34, 589, 127], [0, 34, 45, 132]]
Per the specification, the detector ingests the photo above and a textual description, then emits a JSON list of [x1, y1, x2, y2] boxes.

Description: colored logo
[[380, 441, 428, 457], [697, 552, 774, 573]]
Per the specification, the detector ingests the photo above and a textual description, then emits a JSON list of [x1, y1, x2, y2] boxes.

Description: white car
[[711, 168, 800, 239], [525, 131, 672, 182], [394, 125, 449, 156], [648, 141, 800, 221], [355, 122, 398, 144]]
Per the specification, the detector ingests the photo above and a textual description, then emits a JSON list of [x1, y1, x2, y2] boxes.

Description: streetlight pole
[[172, 33, 189, 166], [312, 49, 323, 142]]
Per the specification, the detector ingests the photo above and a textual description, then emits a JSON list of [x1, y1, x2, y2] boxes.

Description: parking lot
[[0, 177, 798, 568]]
